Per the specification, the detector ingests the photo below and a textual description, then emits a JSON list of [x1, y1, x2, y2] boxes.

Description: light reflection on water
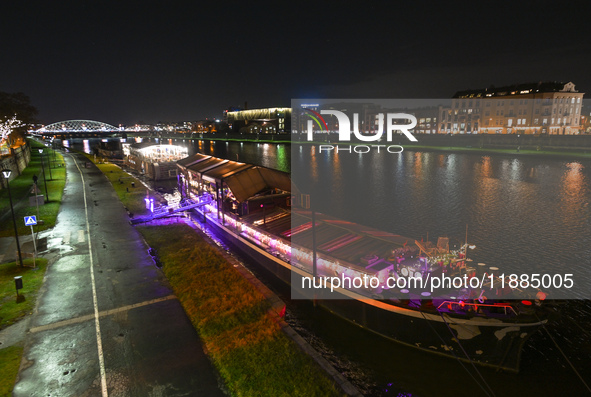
[[64, 138, 591, 395], [62, 138, 591, 297], [292, 146, 591, 299], [119, 137, 591, 297]]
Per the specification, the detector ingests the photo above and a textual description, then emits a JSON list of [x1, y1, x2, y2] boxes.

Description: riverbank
[[137, 223, 345, 396], [0, 258, 49, 395], [125, 132, 591, 160], [84, 155, 352, 395], [0, 140, 64, 395], [0, 140, 66, 237]]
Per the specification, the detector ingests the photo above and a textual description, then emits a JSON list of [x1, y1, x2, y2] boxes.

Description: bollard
[[14, 276, 23, 295]]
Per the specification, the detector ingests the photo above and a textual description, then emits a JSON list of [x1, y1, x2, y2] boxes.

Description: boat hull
[[196, 210, 543, 373]]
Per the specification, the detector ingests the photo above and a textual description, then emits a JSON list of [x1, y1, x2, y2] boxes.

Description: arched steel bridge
[[35, 120, 120, 133]]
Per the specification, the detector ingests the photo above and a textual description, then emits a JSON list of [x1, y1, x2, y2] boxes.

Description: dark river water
[[185, 138, 591, 298], [69, 138, 591, 396]]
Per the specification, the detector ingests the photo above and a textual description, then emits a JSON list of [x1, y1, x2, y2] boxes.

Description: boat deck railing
[[437, 300, 518, 316], [130, 197, 212, 224]]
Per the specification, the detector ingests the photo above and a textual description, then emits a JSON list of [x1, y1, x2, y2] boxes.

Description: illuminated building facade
[[226, 107, 291, 134], [125, 143, 188, 180], [438, 82, 585, 135]]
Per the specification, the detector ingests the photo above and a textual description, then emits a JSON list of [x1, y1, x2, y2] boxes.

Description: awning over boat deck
[[223, 166, 291, 203], [241, 207, 291, 235], [177, 153, 211, 169], [178, 152, 292, 202], [241, 206, 411, 267], [280, 210, 410, 265], [187, 157, 227, 175], [200, 161, 253, 183]]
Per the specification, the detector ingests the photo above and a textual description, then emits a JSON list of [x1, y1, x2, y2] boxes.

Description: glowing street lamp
[[38, 149, 49, 200], [2, 170, 23, 267]]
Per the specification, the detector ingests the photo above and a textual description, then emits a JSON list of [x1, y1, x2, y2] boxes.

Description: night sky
[[2, 1, 590, 125]]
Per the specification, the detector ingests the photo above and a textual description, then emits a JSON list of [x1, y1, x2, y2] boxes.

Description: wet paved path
[[13, 152, 224, 396]]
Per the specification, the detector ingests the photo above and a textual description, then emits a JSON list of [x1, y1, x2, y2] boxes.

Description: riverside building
[[438, 81, 585, 135]]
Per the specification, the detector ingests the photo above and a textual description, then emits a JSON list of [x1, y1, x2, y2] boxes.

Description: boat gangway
[[130, 198, 211, 224]]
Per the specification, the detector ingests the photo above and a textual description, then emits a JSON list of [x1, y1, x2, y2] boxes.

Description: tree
[[0, 91, 39, 146]]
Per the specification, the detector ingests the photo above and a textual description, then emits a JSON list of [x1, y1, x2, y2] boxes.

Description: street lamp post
[[39, 149, 49, 201], [42, 148, 52, 180], [2, 170, 23, 267], [51, 143, 56, 168]]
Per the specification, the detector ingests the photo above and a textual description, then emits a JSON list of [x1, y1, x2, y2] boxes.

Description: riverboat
[[176, 153, 549, 373]]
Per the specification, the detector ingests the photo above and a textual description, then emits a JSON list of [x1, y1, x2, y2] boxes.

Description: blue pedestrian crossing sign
[[24, 215, 37, 226]]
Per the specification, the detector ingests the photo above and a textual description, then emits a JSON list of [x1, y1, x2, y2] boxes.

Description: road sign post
[[32, 178, 40, 241], [30, 224, 37, 268], [24, 215, 38, 268]]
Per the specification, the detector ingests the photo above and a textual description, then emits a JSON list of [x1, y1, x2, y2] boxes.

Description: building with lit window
[[226, 107, 291, 134], [438, 81, 584, 135], [125, 143, 188, 180]]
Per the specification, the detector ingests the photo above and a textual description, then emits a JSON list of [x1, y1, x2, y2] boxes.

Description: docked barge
[[176, 153, 549, 373]]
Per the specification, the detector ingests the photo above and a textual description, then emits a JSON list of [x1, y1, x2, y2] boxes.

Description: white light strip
[[73, 157, 108, 397]]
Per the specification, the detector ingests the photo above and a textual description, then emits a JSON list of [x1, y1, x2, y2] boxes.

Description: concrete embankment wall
[[0, 143, 31, 189], [407, 134, 591, 152], [130, 131, 591, 152]]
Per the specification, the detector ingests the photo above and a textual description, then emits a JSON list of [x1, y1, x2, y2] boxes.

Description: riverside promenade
[[10, 151, 224, 396]]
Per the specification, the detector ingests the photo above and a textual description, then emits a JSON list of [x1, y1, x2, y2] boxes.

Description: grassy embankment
[[0, 140, 64, 395], [80, 153, 149, 217], [137, 224, 342, 396], [0, 258, 49, 396], [81, 155, 342, 395], [0, 345, 23, 396], [401, 143, 591, 159], [0, 140, 66, 237], [0, 258, 48, 329]]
